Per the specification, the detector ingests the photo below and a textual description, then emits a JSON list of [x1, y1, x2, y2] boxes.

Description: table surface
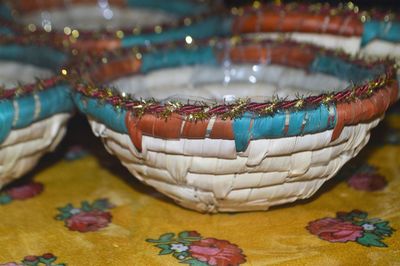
[[0, 104, 400, 266]]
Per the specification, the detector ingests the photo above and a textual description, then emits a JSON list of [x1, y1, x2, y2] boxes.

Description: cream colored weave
[[87, 116, 381, 213], [0, 113, 70, 188]]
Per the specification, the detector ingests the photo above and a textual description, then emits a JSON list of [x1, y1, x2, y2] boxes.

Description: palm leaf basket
[[0, 41, 73, 188], [71, 39, 398, 213]]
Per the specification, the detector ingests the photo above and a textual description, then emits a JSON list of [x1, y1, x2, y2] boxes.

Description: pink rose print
[[189, 238, 246, 266], [56, 198, 114, 233], [307, 217, 363, 242], [307, 210, 395, 247], [7, 182, 44, 200], [146, 231, 246, 265], [348, 173, 387, 191], [65, 210, 112, 232]]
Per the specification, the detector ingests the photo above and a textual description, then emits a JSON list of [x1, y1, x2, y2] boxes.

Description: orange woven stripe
[[72, 39, 121, 53], [181, 120, 209, 139], [390, 80, 399, 105], [126, 112, 143, 151], [331, 86, 393, 141], [138, 114, 183, 139], [90, 58, 141, 84], [225, 45, 315, 69], [233, 11, 363, 36], [209, 118, 234, 140]]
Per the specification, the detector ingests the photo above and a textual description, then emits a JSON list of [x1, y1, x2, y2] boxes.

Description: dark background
[[224, 1, 400, 10]]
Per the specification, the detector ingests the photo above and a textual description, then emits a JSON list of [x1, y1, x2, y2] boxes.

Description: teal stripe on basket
[[0, 85, 73, 143], [126, 0, 210, 16], [232, 114, 253, 153], [13, 95, 35, 128], [0, 4, 13, 20], [0, 100, 14, 143], [233, 105, 337, 152], [37, 84, 74, 120], [11, 84, 73, 129], [0, 45, 66, 70], [361, 20, 400, 47], [141, 46, 217, 73], [310, 55, 384, 84], [302, 105, 336, 133], [0, 27, 13, 36], [73, 93, 128, 134], [121, 16, 233, 48]]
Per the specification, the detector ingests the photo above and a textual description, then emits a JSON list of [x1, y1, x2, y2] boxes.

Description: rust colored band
[[126, 112, 143, 151], [222, 44, 315, 69], [331, 86, 393, 141], [233, 11, 364, 37], [71, 39, 121, 53], [138, 113, 183, 139], [389, 80, 399, 105], [209, 118, 234, 140], [89, 58, 141, 84], [181, 120, 209, 138]]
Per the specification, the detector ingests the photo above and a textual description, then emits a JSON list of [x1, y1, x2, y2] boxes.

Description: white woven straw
[[15, 5, 176, 30], [251, 33, 400, 58], [87, 116, 381, 213], [0, 112, 70, 188]]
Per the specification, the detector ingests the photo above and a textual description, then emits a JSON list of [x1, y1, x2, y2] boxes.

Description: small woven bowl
[[1, 0, 221, 53], [0, 40, 74, 188], [71, 39, 398, 213]]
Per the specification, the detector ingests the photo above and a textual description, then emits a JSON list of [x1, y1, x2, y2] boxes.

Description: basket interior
[[110, 64, 352, 103], [104, 44, 385, 103]]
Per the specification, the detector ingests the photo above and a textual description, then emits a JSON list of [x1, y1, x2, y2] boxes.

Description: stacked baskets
[[71, 39, 398, 212]]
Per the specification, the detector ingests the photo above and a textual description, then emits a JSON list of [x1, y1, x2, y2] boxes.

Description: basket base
[[88, 116, 381, 213], [0, 113, 70, 188]]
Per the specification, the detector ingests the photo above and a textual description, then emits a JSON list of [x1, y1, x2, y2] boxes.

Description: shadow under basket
[[71, 39, 399, 213], [0, 44, 74, 188]]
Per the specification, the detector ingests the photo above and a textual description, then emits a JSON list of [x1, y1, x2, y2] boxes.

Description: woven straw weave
[[0, 113, 69, 187], [88, 117, 380, 212], [73, 39, 397, 212]]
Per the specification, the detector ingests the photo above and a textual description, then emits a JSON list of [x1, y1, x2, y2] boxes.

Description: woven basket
[[224, 3, 400, 58], [0, 43, 73, 188], [71, 40, 398, 212]]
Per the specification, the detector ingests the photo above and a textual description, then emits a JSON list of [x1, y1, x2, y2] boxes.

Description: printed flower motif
[[347, 164, 387, 191], [171, 243, 189, 253], [7, 182, 44, 200], [189, 238, 246, 266], [306, 218, 363, 242], [307, 210, 395, 247], [0, 182, 44, 205], [65, 210, 112, 232], [146, 231, 246, 266], [1, 253, 65, 266], [56, 198, 114, 233]]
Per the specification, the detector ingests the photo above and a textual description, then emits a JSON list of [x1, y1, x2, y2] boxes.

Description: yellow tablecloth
[[1, 108, 399, 266]]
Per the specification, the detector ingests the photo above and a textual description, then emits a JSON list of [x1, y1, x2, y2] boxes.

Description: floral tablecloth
[[1, 104, 400, 266]]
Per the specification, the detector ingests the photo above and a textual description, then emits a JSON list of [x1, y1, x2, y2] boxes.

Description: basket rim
[[0, 77, 61, 100], [71, 38, 398, 121]]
